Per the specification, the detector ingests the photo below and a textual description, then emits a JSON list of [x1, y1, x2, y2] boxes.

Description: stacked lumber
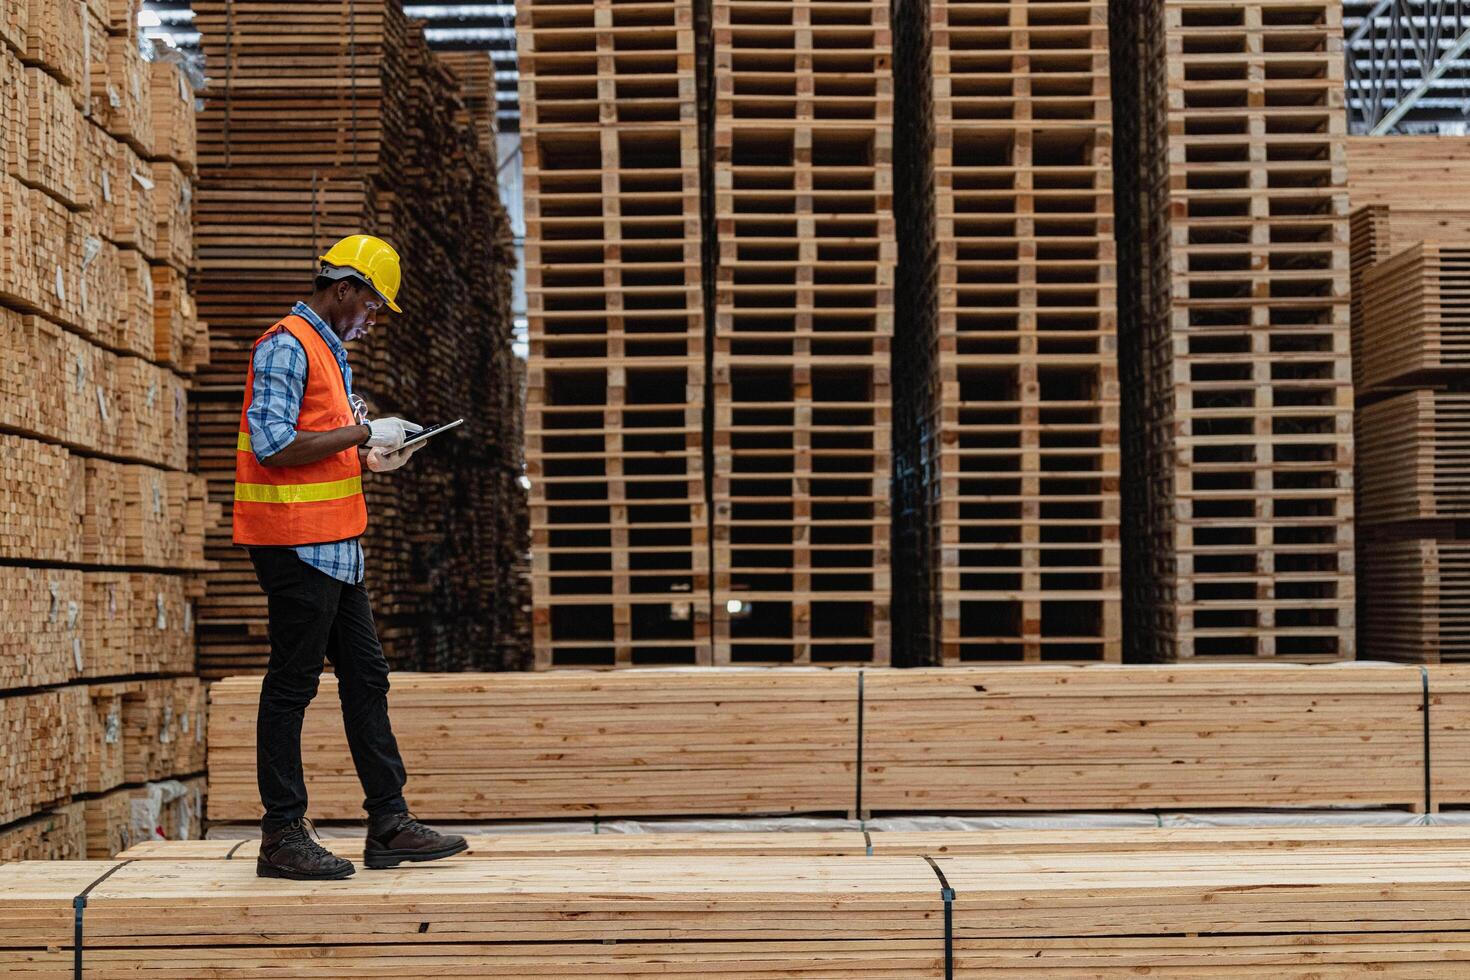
[[206, 665, 1447, 822], [22, 845, 1470, 974], [519, 0, 711, 667], [207, 670, 857, 820], [83, 775, 205, 858], [1109, 0, 1354, 662], [707, 0, 894, 666], [0, 803, 86, 863], [437, 51, 498, 160], [1349, 153, 1470, 661], [189, 0, 524, 676], [118, 825, 1470, 863], [893, 0, 1120, 666], [861, 665, 1423, 812], [1347, 136, 1470, 211], [0, 687, 91, 827], [0, 4, 212, 860]]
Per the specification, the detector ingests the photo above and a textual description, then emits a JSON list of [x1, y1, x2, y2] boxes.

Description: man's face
[[338, 281, 382, 343]]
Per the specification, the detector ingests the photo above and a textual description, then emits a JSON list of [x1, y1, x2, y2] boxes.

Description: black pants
[[250, 547, 407, 833]]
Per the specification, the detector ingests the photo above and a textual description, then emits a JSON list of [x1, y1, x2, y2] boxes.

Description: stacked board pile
[[437, 51, 499, 162], [519, 0, 713, 666], [0, 1, 213, 858], [23, 836, 1470, 974], [708, 0, 896, 666], [189, 0, 525, 675], [117, 825, 1470, 862], [892, 0, 1120, 664], [206, 663, 1467, 822], [1348, 138, 1470, 662], [1109, 0, 1355, 661]]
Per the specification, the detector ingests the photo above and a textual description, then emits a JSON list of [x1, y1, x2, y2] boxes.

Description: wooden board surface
[[204, 665, 1467, 822], [118, 826, 1470, 862], [207, 669, 859, 821], [17, 842, 1470, 975]]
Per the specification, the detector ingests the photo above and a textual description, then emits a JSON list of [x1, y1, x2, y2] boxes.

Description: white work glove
[[349, 393, 369, 424], [365, 442, 422, 473], [364, 416, 422, 450]]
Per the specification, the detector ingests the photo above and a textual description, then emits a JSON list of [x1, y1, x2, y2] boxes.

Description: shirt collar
[[292, 301, 349, 364]]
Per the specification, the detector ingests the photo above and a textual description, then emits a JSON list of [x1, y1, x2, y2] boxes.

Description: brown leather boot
[[363, 811, 467, 869], [257, 819, 356, 880]]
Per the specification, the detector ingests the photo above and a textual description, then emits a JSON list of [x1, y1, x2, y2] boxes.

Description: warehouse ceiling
[[140, 1, 521, 131], [139, 3, 1470, 138]]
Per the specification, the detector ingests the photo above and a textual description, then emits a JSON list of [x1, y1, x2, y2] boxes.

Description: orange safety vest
[[233, 315, 368, 547]]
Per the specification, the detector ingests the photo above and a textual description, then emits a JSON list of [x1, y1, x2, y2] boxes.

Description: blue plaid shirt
[[246, 302, 366, 584]]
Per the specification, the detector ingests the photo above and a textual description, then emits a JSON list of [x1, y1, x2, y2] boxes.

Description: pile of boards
[[0, 681, 207, 859], [13, 829, 1470, 975], [1349, 137, 1470, 662], [188, 0, 526, 676], [0, 3, 212, 858], [206, 663, 1470, 822]]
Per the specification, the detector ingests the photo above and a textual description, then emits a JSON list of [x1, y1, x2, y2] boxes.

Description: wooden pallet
[[1110, 0, 1354, 663], [520, 0, 711, 668], [892, 0, 1120, 665], [708, 0, 895, 666]]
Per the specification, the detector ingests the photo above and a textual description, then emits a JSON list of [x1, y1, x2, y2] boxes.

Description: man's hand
[[364, 417, 423, 451], [365, 441, 423, 473]]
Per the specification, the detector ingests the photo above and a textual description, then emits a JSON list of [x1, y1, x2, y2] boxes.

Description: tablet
[[388, 418, 464, 454]]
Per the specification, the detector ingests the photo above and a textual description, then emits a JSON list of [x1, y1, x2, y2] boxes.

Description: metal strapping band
[[1423, 666, 1433, 815], [73, 860, 133, 979], [854, 670, 864, 818], [225, 840, 247, 860], [863, 830, 872, 857], [923, 855, 954, 980]]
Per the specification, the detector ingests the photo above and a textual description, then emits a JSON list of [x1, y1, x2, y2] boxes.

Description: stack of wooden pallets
[[1348, 141, 1470, 663], [519, 0, 712, 667], [1110, 0, 1354, 662], [707, 0, 895, 666], [188, 0, 524, 675], [893, 0, 1119, 665], [205, 664, 1470, 823], [0, 1, 214, 860]]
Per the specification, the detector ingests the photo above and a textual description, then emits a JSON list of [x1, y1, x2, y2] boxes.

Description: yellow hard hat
[[317, 234, 403, 313]]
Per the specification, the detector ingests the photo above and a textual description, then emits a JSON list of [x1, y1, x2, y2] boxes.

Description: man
[[234, 233, 467, 880]]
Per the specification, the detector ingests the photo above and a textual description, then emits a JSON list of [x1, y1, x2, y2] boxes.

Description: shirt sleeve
[[246, 332, 307, 462]]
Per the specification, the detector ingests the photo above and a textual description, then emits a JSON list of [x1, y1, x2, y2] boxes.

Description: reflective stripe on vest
[[234, 475, 363, 505]]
